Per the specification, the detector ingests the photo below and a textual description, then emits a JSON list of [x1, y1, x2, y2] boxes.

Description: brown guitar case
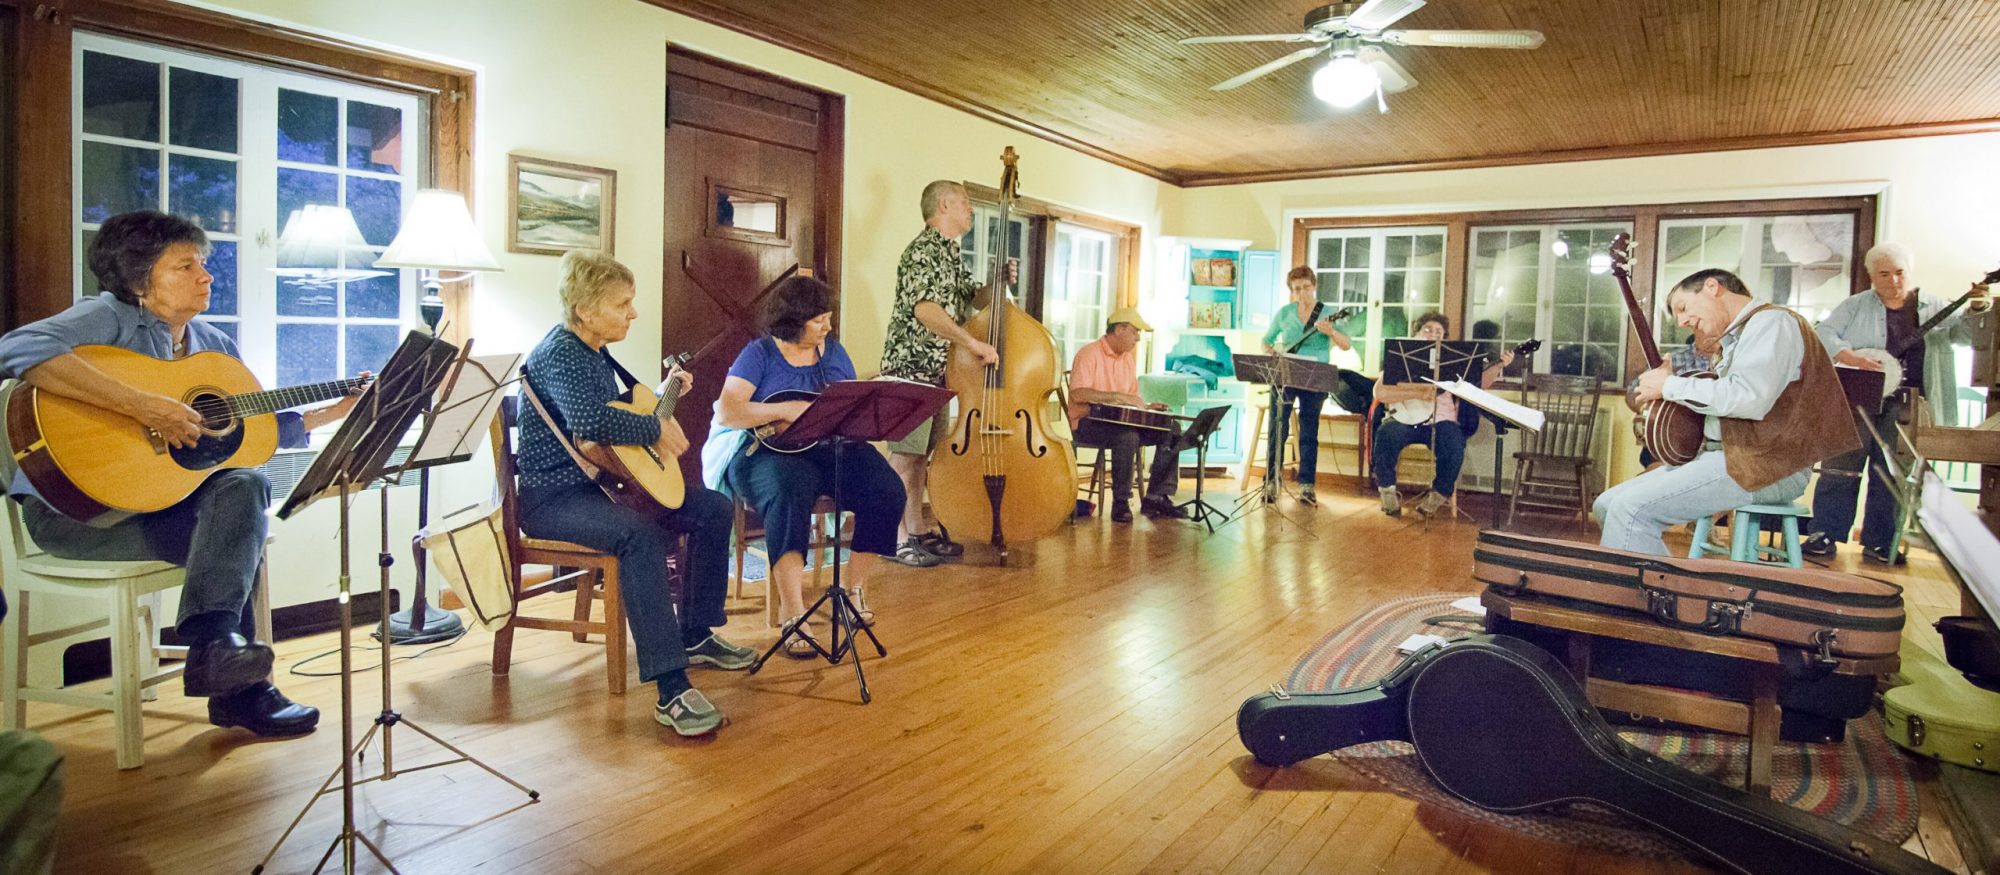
[[1473, 530, 1905, 662]]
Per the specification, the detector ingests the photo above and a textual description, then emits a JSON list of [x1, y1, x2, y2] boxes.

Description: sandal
[[892, 537, 941, 567], [916, 526, 963, 558], [849, 587, 876, 628], [779, 615, 819, 660]]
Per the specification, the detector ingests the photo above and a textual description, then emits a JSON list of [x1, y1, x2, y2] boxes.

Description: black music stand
[[1380, 339, 1489, 524], [1229, 353, 1345, 535], [256, 333, 535, 875], [1176, 404, 1232, 533], [747, 379, 954, 703]]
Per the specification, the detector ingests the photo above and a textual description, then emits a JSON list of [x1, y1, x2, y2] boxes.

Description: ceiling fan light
[[1312, 55, 1378, 108]]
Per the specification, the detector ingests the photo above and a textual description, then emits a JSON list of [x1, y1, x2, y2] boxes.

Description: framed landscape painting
[[507, 155, 616, 256]]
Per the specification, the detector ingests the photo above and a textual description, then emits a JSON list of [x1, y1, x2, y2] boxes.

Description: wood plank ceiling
[[647, 0, 2000, 187]]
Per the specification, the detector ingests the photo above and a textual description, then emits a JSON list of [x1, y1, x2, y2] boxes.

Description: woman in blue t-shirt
[[712, 276, 906, 656]]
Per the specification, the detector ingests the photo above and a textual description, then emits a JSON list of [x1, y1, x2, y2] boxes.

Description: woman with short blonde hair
[[557, 249, 636, 327]]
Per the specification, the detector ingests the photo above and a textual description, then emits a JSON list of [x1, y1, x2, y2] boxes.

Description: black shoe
[[209, 682, 319, 737], [1110, 502, 1133, 523], [1141, 496, 1189, 520], [183, 633, 275, 698], [1801, 532, 1836, 557], [1861, 544, 1907, 566]]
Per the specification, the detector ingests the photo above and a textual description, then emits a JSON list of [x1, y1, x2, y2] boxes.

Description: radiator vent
[[257, 446, 418, 506]]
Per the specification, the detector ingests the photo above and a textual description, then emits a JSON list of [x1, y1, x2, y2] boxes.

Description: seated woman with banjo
[[707, 276, 907, 656]]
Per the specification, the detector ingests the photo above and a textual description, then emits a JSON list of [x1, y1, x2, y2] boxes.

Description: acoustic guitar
[[1237, 634, 1946, 875], [576, 353, 690, 511], [1609, 233, 1712, 466], [1384, 338, 1541, 426], [4, 345, 369, 525]]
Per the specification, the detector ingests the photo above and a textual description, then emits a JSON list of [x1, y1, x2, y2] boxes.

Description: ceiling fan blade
[[1346, 0, 1427, 32], [1379, 29, 1546, 49], [1358, 46, 1417, 93], [1181, 33, 1318, 45], [1210, 46, 1324, 91]]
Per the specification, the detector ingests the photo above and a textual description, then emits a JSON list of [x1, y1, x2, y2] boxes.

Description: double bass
[[1609, 233, 1711, 466], [930, 148, 1076, 563]]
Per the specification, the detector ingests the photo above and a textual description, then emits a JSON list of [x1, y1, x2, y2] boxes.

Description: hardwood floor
[[32, 486, 1969, 874]]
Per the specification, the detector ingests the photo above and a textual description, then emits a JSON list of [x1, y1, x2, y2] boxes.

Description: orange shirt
[[1068, 336, 1139, 427]]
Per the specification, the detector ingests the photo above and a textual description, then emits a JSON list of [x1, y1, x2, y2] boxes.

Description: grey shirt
[[1662, 304, 1804, 441]]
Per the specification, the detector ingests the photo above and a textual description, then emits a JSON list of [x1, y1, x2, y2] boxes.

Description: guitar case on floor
[[1472, 530, 1906, 661], [1237, 634, 1944, 875]]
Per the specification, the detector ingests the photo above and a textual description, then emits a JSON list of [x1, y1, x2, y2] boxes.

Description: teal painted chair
[[1689, 503, 1809, 568]]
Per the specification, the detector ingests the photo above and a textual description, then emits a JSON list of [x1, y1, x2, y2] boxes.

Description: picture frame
[[507, 154, 617, 256]]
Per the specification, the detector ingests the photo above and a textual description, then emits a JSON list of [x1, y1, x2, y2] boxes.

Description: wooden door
[[662, 49, 843, 480]]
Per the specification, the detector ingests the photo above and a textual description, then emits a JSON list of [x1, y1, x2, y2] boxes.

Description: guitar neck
[[228, 377, 367, 418]]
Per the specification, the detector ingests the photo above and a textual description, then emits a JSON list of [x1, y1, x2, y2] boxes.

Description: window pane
[[277, 277, 337, 317], [1761, 215, 1853, 318], [345, 100, 403, 173], [345, 176, 401, 246], [80, 141, 160, 223], [345, 324, 400, 376], [1344, 236, 1371, 268], [277, 89, 337, 165], [82, 51, 159, 141], [168, 67, 238, 152], [1316, 237, 1342, 268], [167, 154, 237, 234], [204, 240, 237, 317], [276, 167, 338, 226], [344, 250, 400, 318], [276, 323, 337, 386]]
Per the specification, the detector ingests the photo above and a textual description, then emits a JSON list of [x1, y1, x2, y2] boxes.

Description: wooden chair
[[1507, 373, 1603, 524], [1058, 372, 1112, 516], [731, 493, 841, 627], [1, 501, 272, 769], [488, 396, 652, 695]]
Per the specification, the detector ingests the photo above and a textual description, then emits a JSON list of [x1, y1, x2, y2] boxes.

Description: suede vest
[[1718, 304, 1862, 491]]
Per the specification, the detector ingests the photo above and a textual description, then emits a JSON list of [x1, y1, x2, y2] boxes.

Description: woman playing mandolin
[[708, 276, 905, 656], [1259, 266, 1357, 506], [517, 250, 752, 738]]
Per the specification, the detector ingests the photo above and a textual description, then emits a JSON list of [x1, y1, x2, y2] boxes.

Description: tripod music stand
[[1176, 404, 1232, 533], [747, 379, 954, 703], [1381, 339, 1487, 524], [255, 333, 535, 875], [1228, 353, 1344, 534]]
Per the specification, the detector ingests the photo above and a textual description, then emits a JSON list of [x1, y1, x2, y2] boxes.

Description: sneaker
[[892, 537, 941, 567], [1379, 486, 1402, 517], [1110, 502, 1133, 523], [1801, 532, 1837, 557], [1861, 544, 1907, 566], [655, 688, 723, 737], [1299, 484, 1317, 506], [1141, 496, 1188, 520], [686, 634, 757, 671], [916, 527, 963, 558], [1413, 490, 1449, 519]]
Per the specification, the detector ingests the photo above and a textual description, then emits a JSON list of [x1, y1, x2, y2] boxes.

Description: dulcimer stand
[[255, 333, 536, 874], [747, 379, 954, 704]]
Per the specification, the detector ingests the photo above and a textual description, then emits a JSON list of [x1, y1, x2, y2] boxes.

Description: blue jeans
[[1274, 389, 1328, 484], [727, 441, 905, 559], [1593, 449, 1811, 556], [19, 468, 270, 638], [1809, 397, 1907, 551], [519, 483, 732, 684], [1372, 420, 1467, 496]]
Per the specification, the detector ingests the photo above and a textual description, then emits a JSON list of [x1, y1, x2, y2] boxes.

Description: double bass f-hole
[[1013, 408, 1048, 458], [949, 407, 982, 456]]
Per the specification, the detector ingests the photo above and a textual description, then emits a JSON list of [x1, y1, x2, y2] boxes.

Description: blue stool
[[1689, 503, 1809, 568]]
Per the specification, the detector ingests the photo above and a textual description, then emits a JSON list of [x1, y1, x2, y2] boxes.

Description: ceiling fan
[[1181, 0, 1545, 111]]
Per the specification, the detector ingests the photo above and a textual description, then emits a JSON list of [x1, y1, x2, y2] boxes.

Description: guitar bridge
[[143, 428, 168, 454]]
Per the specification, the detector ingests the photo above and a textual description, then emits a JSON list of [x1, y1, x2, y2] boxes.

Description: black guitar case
[[1237, 635, 1943, 875]]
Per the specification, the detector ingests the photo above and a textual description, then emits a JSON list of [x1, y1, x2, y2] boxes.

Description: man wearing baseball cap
[[1066, 308, 1189, 522]]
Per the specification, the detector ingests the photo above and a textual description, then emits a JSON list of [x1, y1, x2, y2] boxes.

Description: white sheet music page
[[1917, 470, 2000, 621], [1431, 379, 1546, 433]]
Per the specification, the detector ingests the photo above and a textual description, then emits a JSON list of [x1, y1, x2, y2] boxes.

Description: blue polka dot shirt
[[517, 325, 661, 497]]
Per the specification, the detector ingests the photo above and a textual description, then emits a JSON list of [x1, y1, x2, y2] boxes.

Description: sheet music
[[1916, 470, 2000, 621], [1432, 379, 1545, 433]]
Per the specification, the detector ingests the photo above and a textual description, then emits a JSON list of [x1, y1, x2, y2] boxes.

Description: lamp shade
[[271, 204, 389, 281], [376, 189, 501, 273]]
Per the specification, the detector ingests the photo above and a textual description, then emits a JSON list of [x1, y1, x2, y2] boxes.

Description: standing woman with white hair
[[515, 250, 752, 737], [1804, 242, 1990, 564]]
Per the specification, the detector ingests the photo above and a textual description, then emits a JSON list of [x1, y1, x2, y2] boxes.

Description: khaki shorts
[[888, 407, 953, 456]]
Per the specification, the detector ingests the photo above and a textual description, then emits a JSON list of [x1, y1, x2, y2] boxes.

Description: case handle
[[1642, 585, 1751, 635]]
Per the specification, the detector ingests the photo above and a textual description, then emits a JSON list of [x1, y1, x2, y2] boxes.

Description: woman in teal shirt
[[1260, 266, 1356, 505]]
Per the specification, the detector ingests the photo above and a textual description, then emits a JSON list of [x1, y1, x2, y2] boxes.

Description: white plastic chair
[[1, 499, 272, 769]]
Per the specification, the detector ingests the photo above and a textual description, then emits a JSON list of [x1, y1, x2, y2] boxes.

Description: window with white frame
[[1305, 226, 1447, 371], [1045, 223, 1115, 369], [1468, 222, 1632, 384], [74, 34, 420, 389], [1653, 214, 1855, 350], [959, 204, 1026, 288]]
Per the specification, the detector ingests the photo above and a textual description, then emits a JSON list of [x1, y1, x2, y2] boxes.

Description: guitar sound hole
[[186, 390, 238, 434]]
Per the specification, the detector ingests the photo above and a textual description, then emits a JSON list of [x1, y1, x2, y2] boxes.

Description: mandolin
[[1610, 234, 1712, 466], [576, 352, 690, 511], [1385, 338, 1541, 426], [4, 345, 369, 525], [1283, 303, 1360, 355], [748, 387, 823, 454], [1237, 634, 1947, 875]]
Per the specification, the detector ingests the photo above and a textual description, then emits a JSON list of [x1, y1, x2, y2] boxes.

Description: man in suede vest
[[1594, 268, 1859, 556]]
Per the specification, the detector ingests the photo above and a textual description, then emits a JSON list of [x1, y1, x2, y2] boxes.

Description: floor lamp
[[375, 189, 502, 643]]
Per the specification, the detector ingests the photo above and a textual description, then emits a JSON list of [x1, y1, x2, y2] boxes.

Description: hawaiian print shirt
[[880, 226, 978, 385]]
